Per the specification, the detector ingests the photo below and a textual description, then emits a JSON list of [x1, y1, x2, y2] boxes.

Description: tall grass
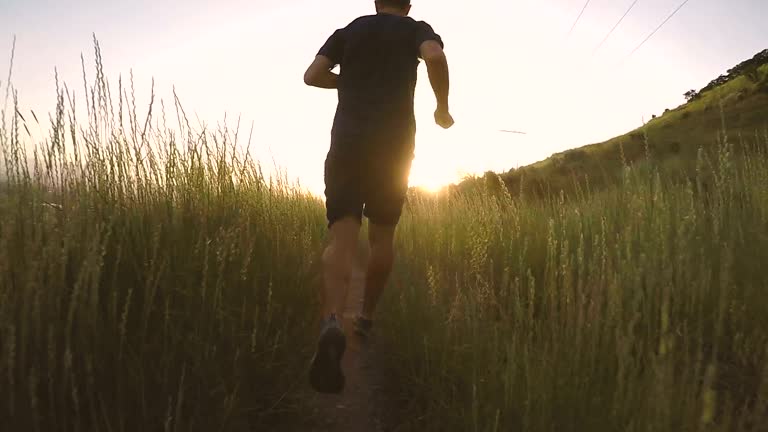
[[1, 42, 327, 431], [384, 131, 768, 431]]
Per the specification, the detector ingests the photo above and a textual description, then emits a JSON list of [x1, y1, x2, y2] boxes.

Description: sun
[[413, 180, 444, 194], [408, 154, 458, 193], [406, 125, 467, 193]]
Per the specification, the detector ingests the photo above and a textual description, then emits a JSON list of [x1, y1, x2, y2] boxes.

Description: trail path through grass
[[293, 270, 393, 432]]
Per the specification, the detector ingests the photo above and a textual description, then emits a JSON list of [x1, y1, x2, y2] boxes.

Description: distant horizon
[[2, 0, 767, 195]]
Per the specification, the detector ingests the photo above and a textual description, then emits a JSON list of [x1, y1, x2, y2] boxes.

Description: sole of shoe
[[309, 326, 346, 394]]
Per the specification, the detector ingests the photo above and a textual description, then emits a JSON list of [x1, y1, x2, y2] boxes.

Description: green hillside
[[454, 50, 768, 199]]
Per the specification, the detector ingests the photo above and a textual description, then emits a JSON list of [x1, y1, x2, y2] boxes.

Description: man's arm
[[304, 55, 339, 89], [420, 40, 454, 129]]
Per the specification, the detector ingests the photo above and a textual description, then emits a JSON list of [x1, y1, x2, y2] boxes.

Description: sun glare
[[409, 154, 459, 193]]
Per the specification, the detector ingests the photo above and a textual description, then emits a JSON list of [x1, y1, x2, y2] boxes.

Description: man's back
[[319, 14, 443, 140]]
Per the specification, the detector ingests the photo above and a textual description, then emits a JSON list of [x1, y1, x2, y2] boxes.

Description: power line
[[593, 0, 641, 54], [568, 0, 592, 34], [628, 0, 692, 58]]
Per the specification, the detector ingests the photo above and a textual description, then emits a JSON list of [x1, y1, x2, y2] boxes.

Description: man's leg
[[322, 216, 361, 318], [361, 222, 397, 320], [358, 150, 411, 325], [311, 216, 360, 394]]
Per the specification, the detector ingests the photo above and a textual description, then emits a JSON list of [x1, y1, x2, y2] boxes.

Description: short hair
[[377, 0, 411, 8]]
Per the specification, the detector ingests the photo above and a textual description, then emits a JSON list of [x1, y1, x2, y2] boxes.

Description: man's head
[[374, 0, 411, 16]]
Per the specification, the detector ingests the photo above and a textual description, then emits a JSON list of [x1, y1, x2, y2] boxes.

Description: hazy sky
[[2, 0, 766, 194]]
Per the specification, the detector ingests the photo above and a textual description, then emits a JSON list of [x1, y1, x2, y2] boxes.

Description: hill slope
[[453, 50, 768, 198]]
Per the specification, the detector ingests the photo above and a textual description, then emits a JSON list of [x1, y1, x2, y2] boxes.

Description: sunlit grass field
[[2, 48, 767, 431], [386, 135, 768, 431], [1, 46, 327, 431]]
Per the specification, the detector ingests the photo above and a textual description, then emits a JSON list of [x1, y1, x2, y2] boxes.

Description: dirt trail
[[295, 270, 393, 432]]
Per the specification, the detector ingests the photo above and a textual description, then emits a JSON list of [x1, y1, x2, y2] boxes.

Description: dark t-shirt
[[318, 14, 443, 155]]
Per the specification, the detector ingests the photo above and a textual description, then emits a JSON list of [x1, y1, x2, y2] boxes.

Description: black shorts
[[324, 146, 413, 228]]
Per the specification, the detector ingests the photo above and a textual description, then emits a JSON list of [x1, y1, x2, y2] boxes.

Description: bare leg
[[322, 217, 361, 318], [361, 223, 397, 320], [311, 217, 359, 394]]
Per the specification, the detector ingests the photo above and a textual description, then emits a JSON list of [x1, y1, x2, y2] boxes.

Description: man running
[[303, 0, 453, 394]]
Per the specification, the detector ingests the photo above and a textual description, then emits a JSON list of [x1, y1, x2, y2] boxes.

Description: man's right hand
[[434, 107, 455, 129]]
